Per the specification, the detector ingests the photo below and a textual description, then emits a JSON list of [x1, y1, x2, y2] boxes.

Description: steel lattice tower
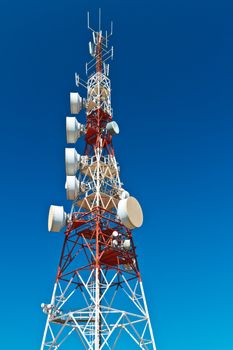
[[41, 11, 156, 350]]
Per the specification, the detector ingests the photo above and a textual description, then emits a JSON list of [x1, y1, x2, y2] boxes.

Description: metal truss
[[86, 73, 112, 116], [74, 152, 121, 213], [41, 196, 156, 349], [41, 266, 156, 350], [41, 11, 156, 350]]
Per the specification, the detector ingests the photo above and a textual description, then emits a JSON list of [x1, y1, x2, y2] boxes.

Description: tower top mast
[[86, 9, 113, 78]]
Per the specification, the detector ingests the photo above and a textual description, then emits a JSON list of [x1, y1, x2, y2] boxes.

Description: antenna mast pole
[[96, 33, 102, 73]]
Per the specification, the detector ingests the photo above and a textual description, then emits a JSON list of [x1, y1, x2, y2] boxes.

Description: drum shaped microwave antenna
[[66, 117, 83, 143], [65, 176, 81, 200], [117, 196, 143, 229], [106, 121, 119, 135], [65, 148, 81, 175], [70, 92, 82, 114], [48, 205, 67, 232]]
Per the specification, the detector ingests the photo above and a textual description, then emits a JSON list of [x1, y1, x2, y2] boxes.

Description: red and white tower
[[41, 11, 156, 350]]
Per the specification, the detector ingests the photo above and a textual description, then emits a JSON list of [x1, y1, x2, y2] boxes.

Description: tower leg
[[40, 282, 58, 350], [95, 267, 100, 350], [140, 281, 157, 350]]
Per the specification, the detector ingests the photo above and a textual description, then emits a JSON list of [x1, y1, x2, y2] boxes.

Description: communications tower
[[41, 11, 156, 350]]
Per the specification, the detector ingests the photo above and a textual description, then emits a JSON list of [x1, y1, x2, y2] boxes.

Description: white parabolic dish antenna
[[66, 117, 83, 143], [48, 205, 66, 232], [65, 148, 81, 175], [120, 190, 130, 200], [117, 196, 143, 229], [65, 176, 80, 200], [70, 92, 82, 114], [106, 121, 120, 135]]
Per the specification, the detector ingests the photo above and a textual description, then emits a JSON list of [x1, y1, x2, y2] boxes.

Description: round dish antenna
[[66, 117, 83, 143], [123, 239, 131, 250], [112, 230, 119, 237], [112, 239, 118, 247], [48, 205, 67, 232], [65, 148, 81, 175], [65, 176, 80, 200], [120, 190, 130, 200], [117, 196, 143, 229], [70, 92, 82, 114], [106, 121, 120, 135]]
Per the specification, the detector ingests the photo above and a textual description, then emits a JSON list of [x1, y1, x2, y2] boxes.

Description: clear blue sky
[[0, 0, 232, 349]]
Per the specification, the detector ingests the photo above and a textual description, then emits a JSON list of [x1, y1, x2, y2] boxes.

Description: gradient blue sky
[[0, 0, 232, 349]]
